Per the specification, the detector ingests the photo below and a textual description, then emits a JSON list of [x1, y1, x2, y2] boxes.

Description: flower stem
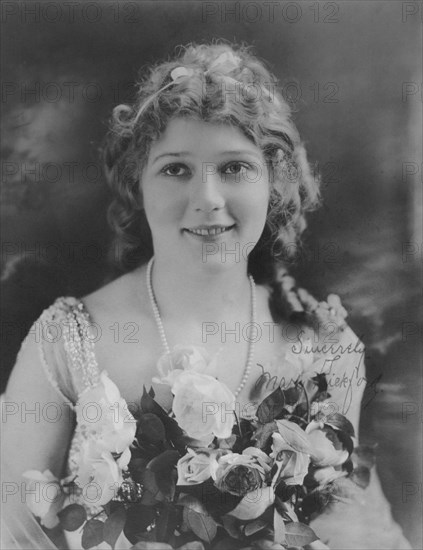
[[234, 411, 242, 438], [299, 381, 311, 423]]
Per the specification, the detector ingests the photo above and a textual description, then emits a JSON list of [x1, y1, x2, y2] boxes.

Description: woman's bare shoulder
[[81, 265, 149, 321]]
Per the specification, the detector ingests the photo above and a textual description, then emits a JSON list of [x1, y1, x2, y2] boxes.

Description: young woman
[[1, 42, 411, 549]]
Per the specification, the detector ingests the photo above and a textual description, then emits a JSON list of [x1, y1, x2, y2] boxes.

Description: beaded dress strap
[[57, 296, 101, 395], [34, 296, 101, 406], [26, 298, 73, 407]]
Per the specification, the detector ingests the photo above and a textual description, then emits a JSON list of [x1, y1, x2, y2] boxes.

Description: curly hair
[[103, 40, 320, 281]]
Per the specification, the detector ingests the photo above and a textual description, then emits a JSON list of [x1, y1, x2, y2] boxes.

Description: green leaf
[[177, 494, 205, 513], [301, 488, 330, 516], [146, 450, 179, 500], [257, 388, 285, 424], [275, 496, 298, 522], [128, 457, 149, 484], [141, 386, 167, 416], [228, 487, 275, 521], [139, 387, 185, 449], [221, 515, 242, 540], [103, 500, 126, 517], [179, 495, 219, 543], [311, 373, 328, 393], [283, 386, 301, 406], [130, 543, 173, 549], [58, 503, 87, 531], [156, 502, 178, 543], [161, 415, 186, 453], [132, 441, 162, 462], [140, 488, 160, 506], [156, 502, 182, 546], [321, 412, 355, 438], [137, 413, 166, 443], [81, 519, 104, 550], [183, 507, 218, 543], [212, 536, 248, 549], [274, 481, 296, 502], [243, 518, 268, 537], [273, 508, 286, 544], [335, 429, 354, 456], [285, 522, 318, 547], [124, 504, 158, 544], [142, 469, 166, 502], [253, 421, 277, 450], [104, 505, 127, 549], [176, 478, 241, 519]]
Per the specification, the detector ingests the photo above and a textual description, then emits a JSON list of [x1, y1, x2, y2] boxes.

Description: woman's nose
[[190, 170, 225, 213]]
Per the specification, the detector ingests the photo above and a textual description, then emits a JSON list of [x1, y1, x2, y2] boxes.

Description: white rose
[[172, 371, 235, 440], [153, 345, 218, 386], [89, 451, 124, 506], [270, 434, 310, 486], [270, 420, 311, 486], [215, 448, 272, 496], [306, 420, 349, 467], [22, 469, 65, 528], [76, 371, 136, 454], [177, 448, 226, 485], [77, 439, 129, 506]]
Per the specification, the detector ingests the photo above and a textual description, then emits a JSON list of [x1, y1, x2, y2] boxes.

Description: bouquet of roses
[[23, 345, 375, 550]]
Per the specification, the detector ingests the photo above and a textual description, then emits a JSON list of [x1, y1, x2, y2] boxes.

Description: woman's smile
[[183, 223, 236, 238]]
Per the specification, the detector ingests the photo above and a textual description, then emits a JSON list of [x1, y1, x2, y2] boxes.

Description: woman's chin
[[188, 243, 246, 269], [181, 227, 250, 267]]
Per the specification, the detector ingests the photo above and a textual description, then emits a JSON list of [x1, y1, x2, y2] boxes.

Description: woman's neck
[[147, 255, 253, 325]]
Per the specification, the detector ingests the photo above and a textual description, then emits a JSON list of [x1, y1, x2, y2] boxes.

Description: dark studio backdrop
[[1, 1, 422, 547]]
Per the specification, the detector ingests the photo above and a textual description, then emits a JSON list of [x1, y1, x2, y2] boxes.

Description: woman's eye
[[223, 162, 251, 176], [161, 164, 188, 177]]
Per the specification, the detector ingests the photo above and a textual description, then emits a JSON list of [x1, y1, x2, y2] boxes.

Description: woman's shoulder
[[28, 265, 149, 360], [80, 264, 148, 323]]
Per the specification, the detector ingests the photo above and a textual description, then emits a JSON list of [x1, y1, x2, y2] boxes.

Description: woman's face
[[140, 117, 270, 269]]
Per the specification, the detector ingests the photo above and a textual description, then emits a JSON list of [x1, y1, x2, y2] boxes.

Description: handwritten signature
[[254, 352, 383, 417], [291, 331, 366, 356]]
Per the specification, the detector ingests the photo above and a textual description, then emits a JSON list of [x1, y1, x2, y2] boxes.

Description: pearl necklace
[[146, 257, 256, 398]]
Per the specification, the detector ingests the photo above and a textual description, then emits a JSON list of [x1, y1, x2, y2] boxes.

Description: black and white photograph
[[1, 1, 422, 549]]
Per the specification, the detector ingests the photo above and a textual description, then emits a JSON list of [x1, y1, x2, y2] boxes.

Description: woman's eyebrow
[[151, 150, 262, 165], [152, 152, 191, 165], [220, 150, 263, 160]]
